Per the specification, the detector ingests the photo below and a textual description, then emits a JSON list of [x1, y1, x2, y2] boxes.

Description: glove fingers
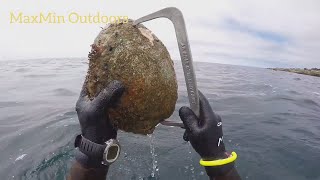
[[79, 77, 89, 98], [198, 91, 216, 125], [93, 80, 125, 111], [179, 106, 199, 132], [75, 78, 90, 112]]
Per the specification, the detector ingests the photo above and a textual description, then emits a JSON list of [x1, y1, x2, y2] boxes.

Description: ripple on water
[[313, 92, 320, 96], [261, 118, 283, 126], [289, 128, 316, 138], [52, 88, 77, 96], [287, 90, 301, 95], [24, 74, 56, 78], [0, 101, 24, 108], [300, 99, 320, 108], [23, 145, 74, 180], [265, 94, 296, 102], [62, 111, 77, 117], [15, 68, 30, 73]]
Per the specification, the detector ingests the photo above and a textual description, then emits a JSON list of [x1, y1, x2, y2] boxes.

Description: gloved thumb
[[179, 106, 199, 133]]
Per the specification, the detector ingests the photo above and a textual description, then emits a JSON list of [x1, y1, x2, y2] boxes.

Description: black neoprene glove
[[75, 80, 125, 167], [179, 91, 234, 177]]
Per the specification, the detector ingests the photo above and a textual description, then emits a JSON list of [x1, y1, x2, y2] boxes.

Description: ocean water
[[0, 58, 319, 180]]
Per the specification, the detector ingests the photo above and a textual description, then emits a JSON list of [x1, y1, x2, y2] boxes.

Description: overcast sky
[[1, 0, 319, 67]]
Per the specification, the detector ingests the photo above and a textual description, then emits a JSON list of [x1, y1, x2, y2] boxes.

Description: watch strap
[[75, 135, 106, 160]]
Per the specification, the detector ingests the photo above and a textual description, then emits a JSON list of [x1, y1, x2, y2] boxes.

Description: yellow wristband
[[200, 152, 237, 167]]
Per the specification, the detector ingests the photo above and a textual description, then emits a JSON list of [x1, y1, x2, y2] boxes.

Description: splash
[[148, 134, 159, 179], [15, 154, 27, 161], [187, 144, 196, 180]]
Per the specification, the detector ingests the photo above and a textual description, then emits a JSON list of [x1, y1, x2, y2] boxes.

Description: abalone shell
[[85, 20, 178, 134]]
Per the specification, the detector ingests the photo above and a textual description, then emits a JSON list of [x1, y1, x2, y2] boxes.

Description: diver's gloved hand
[[179, 91, 226, 159], [75, 80, 124, 168], [179, 91, 234, 177], [76, 80, 125, 143]]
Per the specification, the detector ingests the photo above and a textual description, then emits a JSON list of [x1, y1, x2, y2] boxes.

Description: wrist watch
[[74, 134, 120, 166]]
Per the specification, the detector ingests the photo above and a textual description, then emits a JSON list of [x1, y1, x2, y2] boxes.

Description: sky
[[0, 0, 319, 68]]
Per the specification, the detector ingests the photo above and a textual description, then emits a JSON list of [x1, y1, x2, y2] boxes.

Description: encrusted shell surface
[[85, 20, 178, 134]]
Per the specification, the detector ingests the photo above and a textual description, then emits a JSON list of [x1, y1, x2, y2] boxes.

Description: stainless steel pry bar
[[134, 8, 200, 126]]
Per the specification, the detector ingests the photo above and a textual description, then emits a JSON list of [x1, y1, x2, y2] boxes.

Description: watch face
[[107, 145, 119, 161], [103, 139, 120, 165]]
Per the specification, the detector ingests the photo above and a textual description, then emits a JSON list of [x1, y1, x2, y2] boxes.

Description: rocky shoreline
[[268, 68, 320, 77]]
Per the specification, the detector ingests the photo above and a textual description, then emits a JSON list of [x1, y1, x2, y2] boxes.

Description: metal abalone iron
[[85, 20, 178, 134], [134, 7, 200, 128]]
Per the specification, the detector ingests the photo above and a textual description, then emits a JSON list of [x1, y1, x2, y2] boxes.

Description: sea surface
[[0, 58, 319, 180]]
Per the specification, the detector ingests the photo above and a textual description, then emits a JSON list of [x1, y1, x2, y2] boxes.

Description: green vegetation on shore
[[268, 68, 320, 77]]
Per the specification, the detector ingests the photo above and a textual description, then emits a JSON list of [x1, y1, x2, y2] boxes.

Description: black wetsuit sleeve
[[210, 167, 241, 180]]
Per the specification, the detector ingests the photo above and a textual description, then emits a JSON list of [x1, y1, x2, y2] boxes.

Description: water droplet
[[148, 134, 159, 177]]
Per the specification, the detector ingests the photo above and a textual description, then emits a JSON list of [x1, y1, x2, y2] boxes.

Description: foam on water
[[15, 154, 27, 161]]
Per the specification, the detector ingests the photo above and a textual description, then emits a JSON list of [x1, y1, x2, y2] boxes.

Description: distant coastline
[[268, 68, 320, 77]]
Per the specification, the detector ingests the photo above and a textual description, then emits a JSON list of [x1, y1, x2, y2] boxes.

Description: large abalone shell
[[85, 20, 178, 134]]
